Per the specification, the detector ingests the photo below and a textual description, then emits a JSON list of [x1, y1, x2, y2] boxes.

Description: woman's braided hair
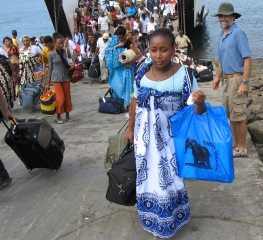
[[148, 28, 175, 48]]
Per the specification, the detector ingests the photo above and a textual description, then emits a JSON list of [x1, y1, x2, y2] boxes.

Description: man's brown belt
[[224, 73, 243, 79]]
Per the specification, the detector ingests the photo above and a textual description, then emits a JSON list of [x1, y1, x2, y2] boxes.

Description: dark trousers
[[0, 159, 9, 178]]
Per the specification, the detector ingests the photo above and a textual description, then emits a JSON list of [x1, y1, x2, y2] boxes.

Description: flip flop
[[66, 118, 73, 122], [233, 147, 248, 157], [56, 119, 64, 124]]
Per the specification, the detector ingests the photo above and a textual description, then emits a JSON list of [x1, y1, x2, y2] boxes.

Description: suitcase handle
[[1, 117, 23, 139]]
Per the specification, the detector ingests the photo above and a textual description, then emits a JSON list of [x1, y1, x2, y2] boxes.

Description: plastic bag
[[170, 103, 234, 183]]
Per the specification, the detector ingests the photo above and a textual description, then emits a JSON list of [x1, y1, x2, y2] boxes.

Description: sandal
[[56, 119, 64, 124], [233, 147, 248, 157], [66, 118, 73, 122]]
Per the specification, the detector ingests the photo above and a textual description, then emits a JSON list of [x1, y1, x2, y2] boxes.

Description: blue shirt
[[73, 33, 86, 46], [133, 66, 198, 98], [140, 17, 150, 33], [218, 23, 251, 74], [127, 6, 137, 16]]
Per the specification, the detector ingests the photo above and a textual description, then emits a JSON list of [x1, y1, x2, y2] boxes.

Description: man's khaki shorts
[[222, 76, 248, 122]]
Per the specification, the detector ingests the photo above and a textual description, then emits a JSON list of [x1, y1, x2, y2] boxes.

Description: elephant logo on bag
[[184, 138, 212, 169]]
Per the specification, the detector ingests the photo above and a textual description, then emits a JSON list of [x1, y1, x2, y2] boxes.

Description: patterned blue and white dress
[[105, 35, 135, 107], [133, 58, 198, 238]]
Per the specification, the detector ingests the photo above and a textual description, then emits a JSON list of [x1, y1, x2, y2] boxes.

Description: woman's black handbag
[[98, 88, 125, 114], [106, 143, 137, 206]]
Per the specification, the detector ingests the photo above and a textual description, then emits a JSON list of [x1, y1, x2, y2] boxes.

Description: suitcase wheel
[[28, 169, 33, 173], [53, 169, 57, 173]]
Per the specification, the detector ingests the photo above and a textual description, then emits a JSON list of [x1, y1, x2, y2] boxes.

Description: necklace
[[20, 46, 31, 63], [151, 63, 173, 82]]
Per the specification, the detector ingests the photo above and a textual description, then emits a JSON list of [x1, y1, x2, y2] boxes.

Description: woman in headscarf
[[0, 46, 16, 109], [19, 35, 42, 86], [2, 37, 20, 96]]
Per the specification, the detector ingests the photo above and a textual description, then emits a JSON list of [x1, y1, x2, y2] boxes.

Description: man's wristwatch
[[242, 79, 249, 85]]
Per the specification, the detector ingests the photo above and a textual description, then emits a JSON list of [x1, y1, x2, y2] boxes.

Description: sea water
[[0, 0, 262, 59]]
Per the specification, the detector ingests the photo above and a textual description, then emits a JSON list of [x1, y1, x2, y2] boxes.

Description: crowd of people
[[1, 1, 252, 239], [0, 0, 195, 115]]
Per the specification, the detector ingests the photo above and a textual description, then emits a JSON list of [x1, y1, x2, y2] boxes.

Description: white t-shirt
[[68, 39, 76, 56], [23, 45, 42, 56], [0, 47, 9, 58], [133, 21, 140, 31], [147, 22, 157, 33], [68, 39, 76, 50], [98, 16, 110, 31], [161, 3, 173, 16], [96, 37, 110, 60]]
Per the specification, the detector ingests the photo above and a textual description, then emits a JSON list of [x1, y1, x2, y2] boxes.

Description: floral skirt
[[19, 56, 38, 85], [0, 63, 16, 109]]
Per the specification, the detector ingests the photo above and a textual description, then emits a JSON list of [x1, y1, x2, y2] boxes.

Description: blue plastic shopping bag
[[170, 103, 234, 183]]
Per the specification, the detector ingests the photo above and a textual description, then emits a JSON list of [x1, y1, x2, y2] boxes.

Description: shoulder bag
[[104, 119, 129, 171], [106, 142, 137, 206], [56, 49, 84, 83]]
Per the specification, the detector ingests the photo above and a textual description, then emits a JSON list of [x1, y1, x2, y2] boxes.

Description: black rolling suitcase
[[2, 118, 65, 172]]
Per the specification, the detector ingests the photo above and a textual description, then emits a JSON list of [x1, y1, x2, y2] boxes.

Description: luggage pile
[[194, 59, 214, 82]]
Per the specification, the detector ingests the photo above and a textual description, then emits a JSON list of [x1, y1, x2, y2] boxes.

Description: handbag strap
[[104, 88, 120, 99], [119, 142, 133, 159], [56, 49, 70, 69], [117, 119, 129, 134], [186, 67, 194, 86]]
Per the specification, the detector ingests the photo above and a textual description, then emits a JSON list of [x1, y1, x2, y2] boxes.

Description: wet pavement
[[0, 69, 263, 240]]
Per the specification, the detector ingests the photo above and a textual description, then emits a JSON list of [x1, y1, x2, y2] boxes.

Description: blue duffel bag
[[98, 88, 125, 114], [170, 103, 234, 183], [19, 82, 42, 109]]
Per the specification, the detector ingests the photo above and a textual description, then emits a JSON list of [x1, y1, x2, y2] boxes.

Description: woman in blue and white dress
[[125, 28, 206, 238]]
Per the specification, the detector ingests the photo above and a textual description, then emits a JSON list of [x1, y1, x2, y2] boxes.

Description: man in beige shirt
[[175, 30, 193, 52]]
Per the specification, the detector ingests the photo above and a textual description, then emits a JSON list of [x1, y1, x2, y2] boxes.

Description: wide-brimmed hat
[[211, 2, 241, 19]]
